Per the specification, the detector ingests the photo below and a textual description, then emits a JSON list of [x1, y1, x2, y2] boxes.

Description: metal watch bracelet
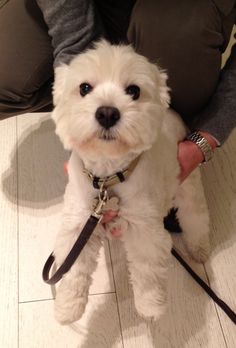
[[186, 131, 214, 162]]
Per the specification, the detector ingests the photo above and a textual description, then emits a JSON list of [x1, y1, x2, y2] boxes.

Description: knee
[[0, 0, 54, 116], [0, 59, 53, 117], [127, 0, 224, 60], [127, 0, 224, 116]]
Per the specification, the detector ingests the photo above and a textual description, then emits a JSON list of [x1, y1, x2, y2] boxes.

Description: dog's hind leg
[[174, 169, 210, 263], [121, 217, 172, 320], [53, 223, 103, 325]]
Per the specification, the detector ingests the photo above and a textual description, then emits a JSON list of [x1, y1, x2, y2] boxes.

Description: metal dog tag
[[91, 196, 119, 213], [103, 196, 119, 211]]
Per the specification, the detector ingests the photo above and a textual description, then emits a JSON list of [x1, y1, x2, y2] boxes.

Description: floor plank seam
[[88, 290, 116, 296], [19, 298, 54, 305], [203, 264, 228, 347], [19, 291, 117, 305], [108, 240, 125, 348]]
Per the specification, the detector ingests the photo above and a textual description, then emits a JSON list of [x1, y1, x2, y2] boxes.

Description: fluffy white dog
[[51, 40, 210, 324]]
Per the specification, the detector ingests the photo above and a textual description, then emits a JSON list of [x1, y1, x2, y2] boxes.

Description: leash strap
[[42, 215, 99, 285], [171, 248, 236, 325]]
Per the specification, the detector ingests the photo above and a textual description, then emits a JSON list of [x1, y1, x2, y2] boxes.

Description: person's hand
[[178, 131, 217, 183]]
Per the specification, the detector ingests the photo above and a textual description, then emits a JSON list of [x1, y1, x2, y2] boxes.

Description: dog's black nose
[[95, 106, 120, 129]]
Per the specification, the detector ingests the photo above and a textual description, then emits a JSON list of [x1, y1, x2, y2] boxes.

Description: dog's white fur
[[51, 40, 210, 324]]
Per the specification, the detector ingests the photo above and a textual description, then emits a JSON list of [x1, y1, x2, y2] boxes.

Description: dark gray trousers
[[0, 0, 235, 121]]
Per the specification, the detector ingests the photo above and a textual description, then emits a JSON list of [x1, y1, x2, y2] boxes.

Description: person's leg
[[0, 0, 53, 119], [127, 0, 236, 124]]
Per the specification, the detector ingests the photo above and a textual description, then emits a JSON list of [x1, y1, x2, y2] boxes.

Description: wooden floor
[[0, 113, 235, 348]]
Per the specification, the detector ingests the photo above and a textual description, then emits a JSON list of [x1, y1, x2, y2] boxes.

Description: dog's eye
[[80, 83, 93, 97], [125, 85, 140, 100]]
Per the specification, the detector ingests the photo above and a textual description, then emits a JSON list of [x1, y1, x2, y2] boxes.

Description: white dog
[[51, 40, 210, 324]]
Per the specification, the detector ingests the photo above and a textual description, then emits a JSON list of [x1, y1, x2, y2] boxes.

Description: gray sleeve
[[36, 0, 104, 67], [192, 42, 236, 144]]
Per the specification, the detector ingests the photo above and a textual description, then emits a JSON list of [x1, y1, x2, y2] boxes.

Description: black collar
[[83, 155, 140, 189]]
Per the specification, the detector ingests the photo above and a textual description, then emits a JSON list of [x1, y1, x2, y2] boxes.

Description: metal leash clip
[[92, 181, 109, 221]]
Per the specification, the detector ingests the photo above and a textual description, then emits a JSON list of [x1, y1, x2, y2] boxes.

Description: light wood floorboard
[[201, 130, 236, 348], [0, 117, 18, 348]]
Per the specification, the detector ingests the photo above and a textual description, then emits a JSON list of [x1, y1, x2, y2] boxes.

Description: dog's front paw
[[187, 242, 210, 263], [54, 292, 87, 325], [134, 288, 167, 321], [54, 282, 88, 325], [186, 234, 210, 263]]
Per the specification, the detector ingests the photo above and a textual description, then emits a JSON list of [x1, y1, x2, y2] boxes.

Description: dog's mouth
[[98, 129, 117, 141]]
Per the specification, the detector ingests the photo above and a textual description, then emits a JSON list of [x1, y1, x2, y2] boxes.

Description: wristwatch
[[186, 131, 214, 162]]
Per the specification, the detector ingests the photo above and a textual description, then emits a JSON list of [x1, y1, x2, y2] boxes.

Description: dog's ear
[[158, 71, 171, 108], [53, 65, 69, 105], [150, 64, 170, 108]]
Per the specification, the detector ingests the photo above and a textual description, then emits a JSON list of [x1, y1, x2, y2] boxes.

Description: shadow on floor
[[2, 117, 69, 209]]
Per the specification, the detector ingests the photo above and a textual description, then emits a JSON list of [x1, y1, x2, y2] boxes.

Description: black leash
[[42, 215, 100, 285], [43, 179, 110, 284], [171, 248, 236, 325]]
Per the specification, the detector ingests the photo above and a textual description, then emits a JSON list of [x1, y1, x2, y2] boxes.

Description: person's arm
[[178, 39, 236, 182], [36, 0, 104, 67], [193, 41, 236, 144]]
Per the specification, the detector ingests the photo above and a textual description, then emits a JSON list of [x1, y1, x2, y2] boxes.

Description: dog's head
[[52, 40, 170, 160]]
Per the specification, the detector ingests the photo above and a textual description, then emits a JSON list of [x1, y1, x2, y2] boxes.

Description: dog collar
[[83, 155, 140, 190]]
